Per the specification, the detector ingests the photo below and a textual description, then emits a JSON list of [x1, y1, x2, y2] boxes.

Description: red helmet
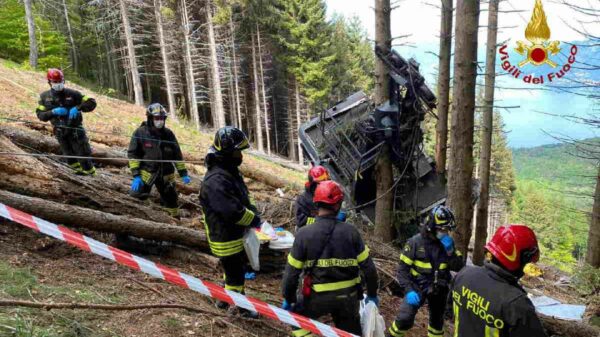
[[308, 165, 329, 183], [313, 180, 344, 205], [47, 68, 64, 82], [485, 224, 540, 272]]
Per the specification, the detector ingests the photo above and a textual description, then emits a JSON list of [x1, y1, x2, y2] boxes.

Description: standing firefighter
[[388, 205, 464, 337], [295, 165, 330, 230], [199, 126, 260, 317], [450, 225, 548, 337], [36, 68, 97, 175], [127, 103, 191, 218], [282, 180, 379, 336]]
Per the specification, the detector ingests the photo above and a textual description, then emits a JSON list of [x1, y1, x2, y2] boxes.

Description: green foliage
[[490, 113, 516, 206], [0, 0, 68, 69]]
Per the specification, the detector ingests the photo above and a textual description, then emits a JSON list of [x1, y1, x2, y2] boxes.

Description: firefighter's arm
[[294, 197, 311, 228], [168, 131, 188, 177], [77, 91, 96, 112], [396, 239, 419, 294], [36, 95, 53, 121], [355, 231, 378, 297], [505, 295, 549, 337], [281, 237, 305, 304], [127, 129, 143, 177], [448, 249, 465, 272], [205, 175, 258, 226]]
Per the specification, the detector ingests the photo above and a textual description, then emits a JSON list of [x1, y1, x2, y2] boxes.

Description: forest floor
[[0, 60, 597, 337]]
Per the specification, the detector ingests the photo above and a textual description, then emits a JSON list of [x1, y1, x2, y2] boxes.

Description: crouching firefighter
[[127, 103, 191, 218], [36, 68, 97, 175], [450, 224, 548, 337], [388, 205, 464, 337], [294, 165, 330, 231], [199, 126, 261, 317], [282, 180, 379, 336]]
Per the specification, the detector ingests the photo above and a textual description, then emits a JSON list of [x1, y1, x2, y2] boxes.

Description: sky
[[324, 0, 600, 148]]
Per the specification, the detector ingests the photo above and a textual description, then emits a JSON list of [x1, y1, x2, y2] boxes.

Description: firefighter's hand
[[181, 175, 191, 185], [68, 106, 80, 120], [439, 234, 455, 254], [250, 215, 262, 229], [281, 299, 293, 311], [336, 210, 347, 222], [131, 176, 144, 192], [365, 295, 379, 307], [52, 107, 68, 116], [405, 291, 420, 307]]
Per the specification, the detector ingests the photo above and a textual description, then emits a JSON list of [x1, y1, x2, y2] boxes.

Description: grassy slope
[[0, 59, 305, 188]]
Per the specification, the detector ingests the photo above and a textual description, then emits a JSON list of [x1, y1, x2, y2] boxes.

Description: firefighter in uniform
[[388, 205, 464, 337], [450, 224, 548, 337], [36, 68, 97, 175], [127, 103, 191, 218], [282, 180, 379, 336], [199, 126, 261, 316], [294, 165, 330, 230]]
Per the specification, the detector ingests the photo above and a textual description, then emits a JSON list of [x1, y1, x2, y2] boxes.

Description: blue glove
[[439, 234, 455, 254], [52, 107, 68, 116], [365, 295, 379, 307], [131, 176, 144, 192], [406, 291, 420, 307], [244, 272, 256, 280], [282, 299, 293, 311], [182, 175, 191, 185], [68, 106, 80, 120], [336, 210, 347, 222]]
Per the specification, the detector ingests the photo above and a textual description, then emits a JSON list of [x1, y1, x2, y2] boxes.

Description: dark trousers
[[292, 288, 361, 336], [56, 128, 94, 174], [129, 173, 178, 215], [388, 289, 447, 337], [220, 252, 246, 293]]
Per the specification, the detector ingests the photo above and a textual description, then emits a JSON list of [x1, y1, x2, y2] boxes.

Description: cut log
[[539, 314, 600, 337], [0, 189, 209, 251]]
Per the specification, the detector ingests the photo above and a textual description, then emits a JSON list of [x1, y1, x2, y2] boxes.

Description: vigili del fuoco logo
[[499, 0, 578, 84]]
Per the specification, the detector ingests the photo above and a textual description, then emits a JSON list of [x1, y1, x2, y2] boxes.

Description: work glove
[[405, 291, 421, 307], [68, 106, 80, 120], [336, 210, 347, 222], [281, 299, 293, 311], [244, 272, 256, 280], [130, 176, 144, 192], [181, 175, 191, 185], [52, 107, 68, 116], [250, 214, 262, 229], [439, 234, 455, 254], [365, 295, 380, 307]]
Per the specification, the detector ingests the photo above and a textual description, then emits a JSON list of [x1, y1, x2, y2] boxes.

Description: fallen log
[[0, 189, 209, 251], [539, 314, 600, 337]]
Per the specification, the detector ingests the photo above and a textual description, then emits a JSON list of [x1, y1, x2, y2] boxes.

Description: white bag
[[360, 299, 386, 337], [243, 229, 260, 271]]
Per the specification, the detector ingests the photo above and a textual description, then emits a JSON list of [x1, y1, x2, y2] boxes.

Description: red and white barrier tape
[[0, 203, 357, 337]]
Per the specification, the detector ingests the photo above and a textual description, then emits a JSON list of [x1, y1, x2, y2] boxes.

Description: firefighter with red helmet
[[36, 69, 97, 175], [449, 225, 548, 337], [294, 165, 330, 230], [282, 180, 379, 336], [388, 205, 464, 337]]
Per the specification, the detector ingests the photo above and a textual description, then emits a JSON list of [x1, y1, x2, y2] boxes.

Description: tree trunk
[[374, 0, 394, 242], [119, 0, 144, 106], [229, 13, 243, 129], [154, 0, 178, 121], [287, 83, 296, 160], [206, 1, 225, 129], [61, 0, 78, 73], [181, 0, 199, 130], [447, 0, 480, 257], [256, 25, 271, 155], [251, 31, 264, 152], [586, 165, 600, 267], [539, 314, 600, 337], [0, 190, 209, 251], [435, 0, 453, 175], [473, 0, 499, 266], [294, 79, 303, 164], [23, 0, 38, 68]]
